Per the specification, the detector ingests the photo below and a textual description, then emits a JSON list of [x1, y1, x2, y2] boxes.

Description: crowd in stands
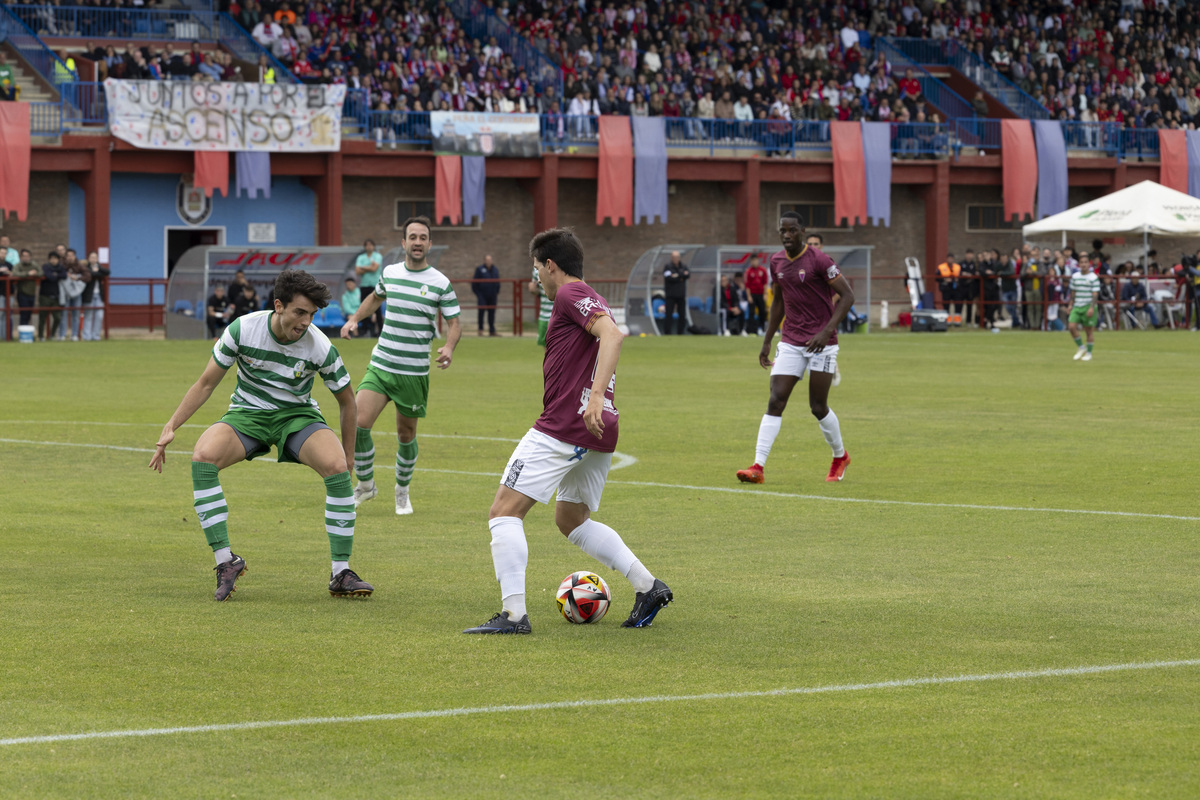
[[203, 0, 1194, 146], [936, 239, 1200, 331], [0, 239, 109, 342]]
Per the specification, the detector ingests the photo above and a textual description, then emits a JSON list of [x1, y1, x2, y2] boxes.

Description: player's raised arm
[[149, 357, 229, 472]]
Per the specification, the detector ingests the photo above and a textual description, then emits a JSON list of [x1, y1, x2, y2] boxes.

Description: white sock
[[358, 479, 375, 491], [331, 560, 349, 576], [214, 547, 233, 565], [567, 519, 654, 593], [818, 409, 845, 457], [755, 414, 782, 466], [489, 516, 528, 617]]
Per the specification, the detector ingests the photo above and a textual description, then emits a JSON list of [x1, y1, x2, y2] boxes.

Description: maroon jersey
[[769, 246, 841, 347], [533, 281, 619, 453]]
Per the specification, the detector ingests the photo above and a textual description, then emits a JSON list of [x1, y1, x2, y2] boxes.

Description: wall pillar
[[305, 151, 343, 245], [922, 160, 950, 288], [727, 158, 761, 244], [67, 140, 111, 258], [522, 153, 558, 236]]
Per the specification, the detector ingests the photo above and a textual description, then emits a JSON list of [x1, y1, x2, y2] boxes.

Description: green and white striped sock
[[192, 461, 230, 552], [324, 471, 355, 562], [395, 438, 418, 488], [354, 426, 374, 484]]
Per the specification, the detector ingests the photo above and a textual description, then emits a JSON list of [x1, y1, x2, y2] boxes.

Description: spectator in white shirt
[[852, 63, 871, 93], [840, 19, 860, 52], [251, 14, 282, 49], [733, 96, 754, 122], [643, 43, 662, 74]]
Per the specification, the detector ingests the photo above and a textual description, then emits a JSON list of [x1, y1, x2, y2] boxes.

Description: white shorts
[[500, 428, 612, 512], [770, 342, 839, 379]]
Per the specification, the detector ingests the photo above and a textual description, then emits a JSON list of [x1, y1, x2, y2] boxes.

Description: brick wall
[[0, 173, 71, 259]]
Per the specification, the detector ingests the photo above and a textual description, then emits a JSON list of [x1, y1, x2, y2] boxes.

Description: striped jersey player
[[149, 269, 373, 601], [1067, 251, 1102, 361], [340, 216, 462, 515]]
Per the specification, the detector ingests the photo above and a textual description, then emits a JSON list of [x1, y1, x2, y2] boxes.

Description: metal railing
[[447, 0, 561, 97], [14, 81, 1178, 162], [6, 5, 218, 41], [884, 37, 1050, 121], [0, 6, 77, 86], [59, 81, 107, 130], [875, 38, 974, 121]]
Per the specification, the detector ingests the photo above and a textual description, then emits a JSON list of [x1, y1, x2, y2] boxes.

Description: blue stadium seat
[[321, 304, 346, 329], [173, 300, 193, 315]]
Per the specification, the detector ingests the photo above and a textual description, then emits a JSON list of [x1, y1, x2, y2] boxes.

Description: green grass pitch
[[1, 329, 1197, 798]]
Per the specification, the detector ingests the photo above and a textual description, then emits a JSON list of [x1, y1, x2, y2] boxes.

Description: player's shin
[[192, 461, 232, 563], [489, 516, 528, 618], [395, 438, 418, 487], [325, 472, 355, 571], [755, 413, 783, 466], [567, 519, 655, 593], [354, 427, 375, 484], [818, 409, 845, 457]]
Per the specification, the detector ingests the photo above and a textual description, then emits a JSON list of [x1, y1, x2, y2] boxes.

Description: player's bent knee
[[810, 402, 829, 418]]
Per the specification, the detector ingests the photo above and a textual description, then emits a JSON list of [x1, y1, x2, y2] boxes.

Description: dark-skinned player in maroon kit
[[465, 227, 672, 635], [737, 211, 855, 485]]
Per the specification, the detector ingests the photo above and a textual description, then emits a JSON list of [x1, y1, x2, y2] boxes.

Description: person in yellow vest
[[258, 55, 276, 84], [53, 49, 76, 85], [937, 253, 962, 325]]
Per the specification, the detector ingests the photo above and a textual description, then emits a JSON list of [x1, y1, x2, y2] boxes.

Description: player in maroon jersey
[[737, 211, 855, 484], [465, 228, 672, 634]]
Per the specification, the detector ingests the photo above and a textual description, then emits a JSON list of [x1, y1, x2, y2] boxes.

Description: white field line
[[0, 436, 1195, 521], [2, 658, 1197, 748], [0, 426, 637, 471]]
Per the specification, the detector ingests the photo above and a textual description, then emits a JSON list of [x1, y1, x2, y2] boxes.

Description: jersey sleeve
[[439, 282, 461, 319], [816, 250, 842, 283], [373, 278, 386, 298], [212, 317, 240, 369], [319, 343, 352, 393], [563, 284, 611, 330]]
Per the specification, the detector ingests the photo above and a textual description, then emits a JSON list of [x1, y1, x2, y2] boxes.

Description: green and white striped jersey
[[534, 266, 552, 323], [213, 310, 351, 411], [370, 261, 461, 376], [1069, 271, 1102, 309]]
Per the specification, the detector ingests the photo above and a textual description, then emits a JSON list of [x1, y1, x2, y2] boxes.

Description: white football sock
[[489, 516, 528, 617], [567, 519, 654, 593], [818, 409, 845, 457], [331, 560, 349, 576], [755, 413, 783, 466], [214, 547, 233, 565]]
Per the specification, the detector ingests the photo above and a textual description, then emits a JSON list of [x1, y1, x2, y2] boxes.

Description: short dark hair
[[806, 231, 824, 245], [780, 210, 805, 227], [274, 269, 331, 309], [19, 248, 30, 256], [529, 227, 584, 278], [48, 251, 59, 260], [401, 216, 432, 238]]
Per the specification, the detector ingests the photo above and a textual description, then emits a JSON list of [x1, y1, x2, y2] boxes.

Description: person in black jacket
[[37, 251, 65, 340], [662, 250, 690, 335], [472, 254, 500, 336]]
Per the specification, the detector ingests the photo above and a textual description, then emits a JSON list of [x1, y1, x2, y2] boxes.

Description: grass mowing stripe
[[1, 438, 1190, 519], [4, 658, 1197, 748]]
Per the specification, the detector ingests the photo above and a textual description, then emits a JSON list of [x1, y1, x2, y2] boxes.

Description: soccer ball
[[555, 571, 611, 624]]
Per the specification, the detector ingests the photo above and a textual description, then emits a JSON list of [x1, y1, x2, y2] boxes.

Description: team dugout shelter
[[624, 244, 873, 336], [165, 245, 446, 339]]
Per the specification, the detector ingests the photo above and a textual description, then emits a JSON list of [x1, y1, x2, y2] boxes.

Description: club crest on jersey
[[797, 269, 807, 282], [293, 361, 304, 378], [420, 285, 429, 297]]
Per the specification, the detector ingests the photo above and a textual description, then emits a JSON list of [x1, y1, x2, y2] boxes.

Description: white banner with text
[[104, 80, 345, 152]]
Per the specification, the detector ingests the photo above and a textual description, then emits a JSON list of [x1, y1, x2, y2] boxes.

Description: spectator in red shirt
[[899, 69, 921, 101], [743, 254, 769, 335]]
